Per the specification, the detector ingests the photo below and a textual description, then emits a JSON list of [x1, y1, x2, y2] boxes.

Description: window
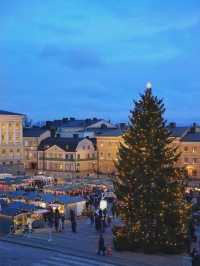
[[192, 169, 197, 176], [87, 145, 90, 150], [184, 158, 188, 163], [65, 154, 69, 160], [70, 154, 73, 160], [193, 158, 197, 164], [77, 154, 80, 160], [2, 149, 6, 155], [24, 140, 28, 146], [192, 147, 197, 153], [87, 153, 90, 159], [108, 153, 111, 158], [184, 146, 188, 152], [100, 152, 103, 156], [10, 161, 13, 165], [82, 145, 85, 150]]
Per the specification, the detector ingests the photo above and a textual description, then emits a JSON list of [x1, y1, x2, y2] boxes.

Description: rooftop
[[46, 118, 102, 128], [167, 126, 189, 138], [23, 128, 49, 137], [0, 110, 24, 116], [38, 137, 85, 152], [181, 132, 200, 142], [87, 128, 124, 137]]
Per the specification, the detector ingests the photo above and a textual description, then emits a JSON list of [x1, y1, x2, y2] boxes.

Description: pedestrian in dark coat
[[54, 208, 60, 232], [90, 211, 94, 226], [71, 220, 77, 233], [61, 215, 65, 230], [97, 234, 106, 255], [107, 216, 112, 227], [70, 209, 77, 233]]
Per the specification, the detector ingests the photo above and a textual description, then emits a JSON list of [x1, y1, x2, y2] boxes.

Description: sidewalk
[[0, 217, 184, 266]]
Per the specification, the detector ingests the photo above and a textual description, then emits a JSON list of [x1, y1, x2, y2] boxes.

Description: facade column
[[6, 122, 9, 144], [14, 122, 16, 144]]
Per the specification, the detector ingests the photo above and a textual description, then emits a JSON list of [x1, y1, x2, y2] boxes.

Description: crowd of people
[[84, 191, 118, 255], [21, 187, 117, 255]]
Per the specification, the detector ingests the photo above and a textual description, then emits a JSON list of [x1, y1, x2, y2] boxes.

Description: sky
[[0, 0, 200, 124]]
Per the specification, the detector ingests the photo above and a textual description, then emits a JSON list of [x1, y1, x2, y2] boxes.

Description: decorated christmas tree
[[114, 83, 190, 253]]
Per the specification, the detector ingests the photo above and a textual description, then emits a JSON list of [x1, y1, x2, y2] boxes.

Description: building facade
[[0, 110, 24, 174], [95, 124, 200, 179], [179, 127, 200, 179], [23, 128, 51, 171], [96, 129, 123, 174], [38, 137, 97, 175], [161, 124, 200, 180]]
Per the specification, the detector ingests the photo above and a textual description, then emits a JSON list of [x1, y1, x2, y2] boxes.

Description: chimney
[[169, 122, 176, 128], [191, 122, 197, 133], [62, 117, 69, 122]]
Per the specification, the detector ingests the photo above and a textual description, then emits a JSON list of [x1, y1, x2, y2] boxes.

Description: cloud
[[39, 44, 104, 70]]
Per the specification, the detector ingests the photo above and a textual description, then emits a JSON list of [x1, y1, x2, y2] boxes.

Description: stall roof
[[39, 193, 57, 203], [23, 191, 41, 201], [56, 195, 85, 204], [0, 201, 37, 217], [8, 190, 26, 198]]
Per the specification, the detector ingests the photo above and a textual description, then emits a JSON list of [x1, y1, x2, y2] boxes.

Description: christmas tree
[[114, 83, 190, 253]]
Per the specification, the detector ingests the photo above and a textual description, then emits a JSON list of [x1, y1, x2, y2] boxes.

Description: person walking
[[54, 208, 60, 233], [47, 207, 54, 242], [58, 215, 62, 232], [95, 214, 101, 232], [90, 211, 94, 226], [70, 209, 77, 233], [107, 216, 112, 227], [97, 234, 106, 256], [61, 214, 65, 231], [27, 215, 33, 238]]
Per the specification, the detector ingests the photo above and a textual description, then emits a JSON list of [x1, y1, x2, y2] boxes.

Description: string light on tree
[[113, 83, 191, 254]]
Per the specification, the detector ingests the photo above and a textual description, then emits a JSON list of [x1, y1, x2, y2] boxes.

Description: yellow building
[[23, 128, 51, 172], [38, 137, 97, 176], [96, 129, 123, 174], [178, 126, 200, 179], [95, 124, 200, 180], [157, 124, 200, 180], [0, 110, 24, 174]]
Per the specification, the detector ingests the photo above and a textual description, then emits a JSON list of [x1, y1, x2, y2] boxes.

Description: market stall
[[0, 202, 36, 234]]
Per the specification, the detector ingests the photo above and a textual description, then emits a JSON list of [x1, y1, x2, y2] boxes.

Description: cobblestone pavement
[[0, 217, 184, 266]]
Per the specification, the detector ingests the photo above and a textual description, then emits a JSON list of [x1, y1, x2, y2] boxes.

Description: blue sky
[[0, 0, 200, 124]]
